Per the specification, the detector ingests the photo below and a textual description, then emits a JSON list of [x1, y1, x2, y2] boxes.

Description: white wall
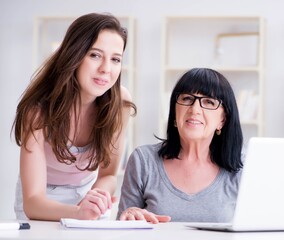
[[1, 0, 284, 219]]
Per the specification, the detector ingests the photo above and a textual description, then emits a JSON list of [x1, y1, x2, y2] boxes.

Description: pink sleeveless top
[[45, 142, 97, 186]]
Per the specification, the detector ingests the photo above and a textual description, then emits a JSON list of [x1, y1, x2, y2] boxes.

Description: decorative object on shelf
[[214, 32, 259, 66]]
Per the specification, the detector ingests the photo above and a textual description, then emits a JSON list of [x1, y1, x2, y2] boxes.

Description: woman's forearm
[[24, 195, 79, 221], [92, 174, 117, 195]]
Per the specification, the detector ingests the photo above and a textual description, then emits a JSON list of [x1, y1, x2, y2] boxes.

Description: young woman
[[13, 12, 136, 221], [118, 68, 243, 223]]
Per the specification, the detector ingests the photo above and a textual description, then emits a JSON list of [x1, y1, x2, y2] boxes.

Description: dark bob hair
[[158, 68, 243, 172]]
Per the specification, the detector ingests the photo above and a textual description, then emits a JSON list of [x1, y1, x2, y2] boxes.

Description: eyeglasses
[[176, 93, 222, 110]]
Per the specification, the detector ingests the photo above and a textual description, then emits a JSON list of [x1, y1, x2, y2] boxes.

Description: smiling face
[[175, 93, 226, 145], [76, 29, 124, 104]]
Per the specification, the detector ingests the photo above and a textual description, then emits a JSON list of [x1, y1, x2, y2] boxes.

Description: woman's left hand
[[120, 207, 171, 224]]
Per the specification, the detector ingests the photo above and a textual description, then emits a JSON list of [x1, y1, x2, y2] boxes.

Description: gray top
[[117, 143, 242, 222]]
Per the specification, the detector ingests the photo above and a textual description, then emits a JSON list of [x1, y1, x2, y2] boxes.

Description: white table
[[1, 220, 284, 240]]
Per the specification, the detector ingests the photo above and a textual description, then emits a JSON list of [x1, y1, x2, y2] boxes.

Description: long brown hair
[[12, 13, 136, 171]]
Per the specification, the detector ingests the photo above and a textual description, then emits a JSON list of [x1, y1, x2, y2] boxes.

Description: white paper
[[60, 219, 153, 229]]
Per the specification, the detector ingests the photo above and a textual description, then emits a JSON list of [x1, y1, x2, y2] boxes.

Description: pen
[[0, 222, 30, 230]]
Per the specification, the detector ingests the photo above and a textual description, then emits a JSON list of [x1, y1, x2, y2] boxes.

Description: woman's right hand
[[119, 207, 171, 224], [77, 188, 114, 220]]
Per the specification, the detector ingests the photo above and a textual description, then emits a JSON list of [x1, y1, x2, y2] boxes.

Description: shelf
[[164, 66, 261, 72], [160, 16, 265, 144]]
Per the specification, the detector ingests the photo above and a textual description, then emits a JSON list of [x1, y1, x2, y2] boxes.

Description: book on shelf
[[237, 89, 258, 122]]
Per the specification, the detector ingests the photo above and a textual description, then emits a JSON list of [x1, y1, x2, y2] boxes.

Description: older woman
[[117, 68, 243, 223]]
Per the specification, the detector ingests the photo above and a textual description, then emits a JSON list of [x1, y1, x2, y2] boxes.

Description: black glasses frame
[[176, 93, 222, 110]]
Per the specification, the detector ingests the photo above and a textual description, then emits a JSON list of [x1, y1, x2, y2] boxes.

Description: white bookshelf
[[33, 15, 136, 174], [160, 16, 265, 145]]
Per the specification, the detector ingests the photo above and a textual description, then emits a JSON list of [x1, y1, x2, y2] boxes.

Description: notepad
[[60, 218, 153, 229]]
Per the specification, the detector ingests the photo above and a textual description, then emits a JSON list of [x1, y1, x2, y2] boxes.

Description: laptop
[[186, 137, 284, 232]]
